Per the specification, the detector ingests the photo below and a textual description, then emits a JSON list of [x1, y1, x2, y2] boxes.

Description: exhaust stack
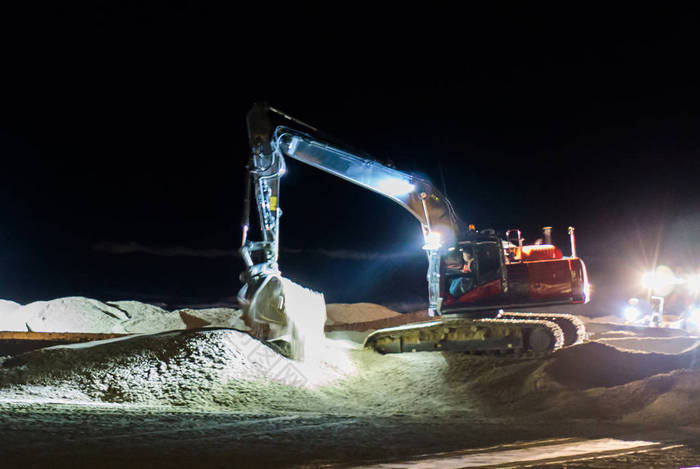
[[542, 226, 552, 245], [568, 226, 577, 258]]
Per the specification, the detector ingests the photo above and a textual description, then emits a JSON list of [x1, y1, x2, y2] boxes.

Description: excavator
[[238, 103, 589, 360]]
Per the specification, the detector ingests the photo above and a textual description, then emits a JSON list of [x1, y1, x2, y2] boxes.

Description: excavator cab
[[441, 233, 508, 314], [440, 227, 589, 316]]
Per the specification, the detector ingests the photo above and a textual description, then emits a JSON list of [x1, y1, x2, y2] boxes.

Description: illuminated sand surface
[[0, 296, 393, 334], [1, 299, 700, 467], [0, 297, 246, 333], [325, 303, 400, 325], [350, 438, 660, 468], [0, 298, 698, 429]]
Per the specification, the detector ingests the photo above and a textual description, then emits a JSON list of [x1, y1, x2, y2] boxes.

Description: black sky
[[1, 5, 699, 310]]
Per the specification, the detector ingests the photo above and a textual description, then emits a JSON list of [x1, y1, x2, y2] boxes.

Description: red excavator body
[[439, 229, 589, 315]]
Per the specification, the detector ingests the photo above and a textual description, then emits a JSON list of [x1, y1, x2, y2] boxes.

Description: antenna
[[438, 161, 448, 197]]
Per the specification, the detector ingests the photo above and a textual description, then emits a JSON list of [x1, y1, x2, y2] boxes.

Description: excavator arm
[[241, 102, 459, 305]]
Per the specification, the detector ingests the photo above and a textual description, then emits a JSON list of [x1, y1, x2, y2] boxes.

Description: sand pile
[[0, 328, 459, 417], [0, 300, 20, 314], [594, 336, 699, 354], [460, 340, 700, 426], [580, 315, 699, 353], [0, 297, 245, 334], [0, 300, 25, 331], [544, 341, 700, 389], [325, 303, 400, 325], [2, 323, 698, 425], [2, 299, 700, 427], [0, 329, 333, 410], [533, 367, 700, 427], [554, 368, 700, 426], [0, 297, 401, 334]]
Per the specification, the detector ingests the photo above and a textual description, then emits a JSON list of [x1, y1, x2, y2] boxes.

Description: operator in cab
[[448, 247, 475, 298]]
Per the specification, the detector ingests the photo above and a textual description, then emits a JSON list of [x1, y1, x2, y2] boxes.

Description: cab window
[[476, 242, 501, 285]]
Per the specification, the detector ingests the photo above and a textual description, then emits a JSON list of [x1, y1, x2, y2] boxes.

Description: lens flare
[[422, 231, 442, 250], [624, 305, 641, 322], [687, 307, 700, 327], [641, 265, 679, 297], [686, 274, 700, 296]]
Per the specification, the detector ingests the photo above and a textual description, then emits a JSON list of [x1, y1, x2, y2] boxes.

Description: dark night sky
[[1, 5, 699, 311]]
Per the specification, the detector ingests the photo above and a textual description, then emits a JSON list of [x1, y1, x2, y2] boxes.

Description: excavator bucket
[[238, 275, 327, 361]]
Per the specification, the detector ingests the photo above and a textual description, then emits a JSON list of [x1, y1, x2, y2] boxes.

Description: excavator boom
[[275, 127, 459, 241]]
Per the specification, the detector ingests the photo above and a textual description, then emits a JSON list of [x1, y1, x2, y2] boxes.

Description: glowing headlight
[[641, 265, 678, 296], [377, 177, 415, 196], [641, 271, 656, 290], [422, 231, 442, 251], [624, 305, 641, 322]]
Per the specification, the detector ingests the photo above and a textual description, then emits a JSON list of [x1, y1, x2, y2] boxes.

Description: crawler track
[[499, 312, 586, 346], [364, 318, 564, 355]]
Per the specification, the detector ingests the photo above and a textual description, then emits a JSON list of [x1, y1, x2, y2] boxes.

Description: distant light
[[422, 231, 442, 251], [686, 274, 700, 295], [687, 307, 700, 329], [641, 265, 679, 297], [624, 305, 641, 322], [377, 177, 415, 196]]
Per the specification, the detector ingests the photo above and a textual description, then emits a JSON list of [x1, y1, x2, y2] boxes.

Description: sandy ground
[[1, 297, 700, 467], [2, 403, 700, 468]]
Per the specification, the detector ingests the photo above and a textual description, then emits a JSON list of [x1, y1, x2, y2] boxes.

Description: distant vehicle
[[625, 267, 700, 334]]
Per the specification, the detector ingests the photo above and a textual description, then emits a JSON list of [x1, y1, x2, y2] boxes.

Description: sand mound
[[0, 300, 26, 331], [20, 297, 130, 333], [1, 325, 700, 426], [1, 297, 397, 334], [173, 307, 245, 329], [532, 367, 700, 426], [597, 336, 700, 354], [0, 328, 461, 416], [545, 341, 700, 389], [620, 370, 700, 425], [325, 303, 400, 325], [2, 302, 700, 427], [0, 329, 334, 409], [0, 300, 20, 314], [0, 297, 245, 334], [104, 300, 177, 332], [584, 320, 692, 339], [455, 341, 700, 426], [434, 340, 700, 426]]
